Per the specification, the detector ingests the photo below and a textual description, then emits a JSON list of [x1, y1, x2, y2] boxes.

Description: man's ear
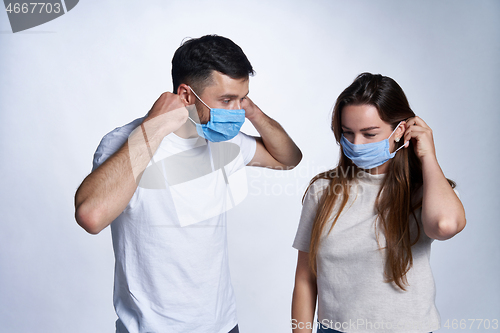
[[177, 84, 195, 105]]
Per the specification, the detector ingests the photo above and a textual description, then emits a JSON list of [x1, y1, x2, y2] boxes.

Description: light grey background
[[0, 1, 498, 332]]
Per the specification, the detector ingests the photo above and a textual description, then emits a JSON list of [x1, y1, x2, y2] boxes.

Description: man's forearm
[[248, 109, 302, 168], [75, 111, 185, 234]]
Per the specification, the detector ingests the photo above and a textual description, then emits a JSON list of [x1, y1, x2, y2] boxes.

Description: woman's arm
[[292, 250, 317, 333], [403, 116, 466, 240], [420, 154, 466, 240]]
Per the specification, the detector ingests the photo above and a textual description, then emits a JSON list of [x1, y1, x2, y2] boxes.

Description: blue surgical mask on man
[[187, 86, 246, 142], [340, 121, 405, 170]]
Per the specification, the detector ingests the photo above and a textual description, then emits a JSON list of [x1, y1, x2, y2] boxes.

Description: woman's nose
[[353, 134, 363, 145]]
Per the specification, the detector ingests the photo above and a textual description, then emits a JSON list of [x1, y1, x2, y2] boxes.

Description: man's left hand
[[242, 96, 262, 121]]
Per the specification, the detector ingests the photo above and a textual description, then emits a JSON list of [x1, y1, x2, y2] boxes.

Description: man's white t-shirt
[[92, 117, 256, 333]]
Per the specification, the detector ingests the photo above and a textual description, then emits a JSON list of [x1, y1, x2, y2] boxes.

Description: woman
[[291, 73, 466, 333]]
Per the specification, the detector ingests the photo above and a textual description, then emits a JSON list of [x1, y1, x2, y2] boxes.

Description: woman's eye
[[343, 131, 353, 135], [365, 133, 376, 137]]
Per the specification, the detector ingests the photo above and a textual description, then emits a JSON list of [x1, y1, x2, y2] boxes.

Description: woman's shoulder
[[305, 177, 331, 200], [310, 177, 331, 189]]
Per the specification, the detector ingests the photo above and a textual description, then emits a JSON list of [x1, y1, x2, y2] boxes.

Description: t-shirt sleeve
[[92, 117, 144, 172], [292, 179, 329, 253], [92, 131, 129, 172], [229, 131, 257, 165]]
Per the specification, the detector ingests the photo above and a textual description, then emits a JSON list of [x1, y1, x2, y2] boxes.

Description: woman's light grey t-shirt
[[293, 172, 440, 333]]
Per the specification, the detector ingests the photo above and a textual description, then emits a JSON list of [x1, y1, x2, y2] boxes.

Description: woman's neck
[[365, 160, 390, 175]]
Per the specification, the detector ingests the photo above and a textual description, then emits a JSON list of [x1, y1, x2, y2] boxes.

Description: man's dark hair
[[171, 35, 255, 94]]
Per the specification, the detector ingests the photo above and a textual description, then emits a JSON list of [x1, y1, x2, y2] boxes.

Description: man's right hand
[[74, 92, 189, 235], [144, 92, 189, 134]]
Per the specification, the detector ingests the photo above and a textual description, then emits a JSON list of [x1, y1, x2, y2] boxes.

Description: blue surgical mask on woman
[[187, 86, 246, 142], [340, 121, 405, 170]]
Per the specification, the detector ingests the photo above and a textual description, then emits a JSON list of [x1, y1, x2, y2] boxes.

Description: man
[[75, 35, 302, 333]]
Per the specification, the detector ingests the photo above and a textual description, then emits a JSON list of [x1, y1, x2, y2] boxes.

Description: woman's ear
[[177, 84, 195, 105], [395, 121, 407, 142]]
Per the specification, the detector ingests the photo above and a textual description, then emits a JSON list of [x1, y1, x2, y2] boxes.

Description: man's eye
[[222, 100, 230, 104]]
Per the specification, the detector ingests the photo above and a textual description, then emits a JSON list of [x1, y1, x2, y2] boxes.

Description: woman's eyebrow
[[341, 126, 380, 131], [360, 126, 380, 132]]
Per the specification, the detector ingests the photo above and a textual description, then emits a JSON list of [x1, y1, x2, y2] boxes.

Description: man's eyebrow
[[219, 91, 249, 99], [342, 126, 380, 131]]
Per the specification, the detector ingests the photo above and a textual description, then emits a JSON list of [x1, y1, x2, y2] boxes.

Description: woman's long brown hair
[[307, 73, 455, 290]]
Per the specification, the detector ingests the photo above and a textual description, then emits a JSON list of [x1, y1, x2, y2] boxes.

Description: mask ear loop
[[186, 86, 211, 126], [393, 143, 406, 153], [390, 121, 406, 153], [388, 121, 403, 139], [187, 86, 212, 110]]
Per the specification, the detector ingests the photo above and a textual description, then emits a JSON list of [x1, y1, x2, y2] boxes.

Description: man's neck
[[174, 121, 199, 139]]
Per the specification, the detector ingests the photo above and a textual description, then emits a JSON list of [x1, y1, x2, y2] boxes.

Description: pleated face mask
[[187, 86, 246, 142], [340, 121, 405, 170]]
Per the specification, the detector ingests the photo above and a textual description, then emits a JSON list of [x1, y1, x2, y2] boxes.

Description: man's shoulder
[[227, 131, 255, 144], [92, 116, 146, 171], [225, 131, 257, 165]]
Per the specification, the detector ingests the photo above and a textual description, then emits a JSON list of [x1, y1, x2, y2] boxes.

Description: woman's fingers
[[402, 116, 432, 145], [402, 117, 435, 158], [406, 116, 430, 129]]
